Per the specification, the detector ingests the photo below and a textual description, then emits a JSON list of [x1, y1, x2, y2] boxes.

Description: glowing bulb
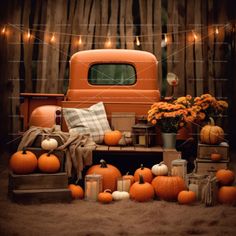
[[105, 37, 111, 48], [215, 27, 219, 35], [78, 36, 82, 45], [50, 33, 55, 43], [27, 29, 31, 39], [192, 31, 197, 40], [1, 26, 6, 34], [164, 34, 168, 44], [136, 36, 140, 46]]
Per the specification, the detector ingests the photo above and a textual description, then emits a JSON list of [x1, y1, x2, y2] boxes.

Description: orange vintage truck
[[20, 49, 184, 171]]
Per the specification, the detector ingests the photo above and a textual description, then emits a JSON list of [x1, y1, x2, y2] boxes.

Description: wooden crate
[[197, 143, 229, 161], [8, 171, 71, 203], [195, 159, 229, 175]]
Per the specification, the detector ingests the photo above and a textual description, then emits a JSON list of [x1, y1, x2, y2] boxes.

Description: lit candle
[[86, 180, 98, 201], [139, 135, 146, 145], [117, 178, 131, 192], [189, 183, 199, 200]]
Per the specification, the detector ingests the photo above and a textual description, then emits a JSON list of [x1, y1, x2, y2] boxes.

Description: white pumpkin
[[41, 137, 58, 150], [151, 162, 168, 176], [112, 191, 130, 200]]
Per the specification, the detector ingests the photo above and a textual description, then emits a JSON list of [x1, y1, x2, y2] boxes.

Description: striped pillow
[[63, 102, 111, 144]]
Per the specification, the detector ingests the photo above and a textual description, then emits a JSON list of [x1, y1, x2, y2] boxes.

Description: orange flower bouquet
[[147, 95, 196, 133]]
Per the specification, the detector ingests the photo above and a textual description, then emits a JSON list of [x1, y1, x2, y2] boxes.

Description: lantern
[[117, 177, 131, 192], [171, 159, 187, 181], [132, 119, 156, 147], [187, 173, 207, 201], [85, 174, 103, 201]]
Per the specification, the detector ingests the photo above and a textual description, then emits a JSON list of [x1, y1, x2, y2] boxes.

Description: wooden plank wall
[[0, 0, 235, 149]]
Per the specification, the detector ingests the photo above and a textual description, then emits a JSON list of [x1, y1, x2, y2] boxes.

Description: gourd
[[129, 175, 154, 202], [134, 164, 153, 183], [98, 189, 113, 203], [9, 148, 38, 174], [218, 186, 236, 205], [151, 162, 168, 176], [210, 153, 222, 161], [216, 169, 235, 186], [177, 190, 196, 204], [68, 184, 84, 199], [152, 176, 186, 201], [86, 159, 121, 192], [104, 130, 122, 146], [112, 191, 130, 201], [38, 152, 60, 173], [200, 117, 224, 144], [41, 137, 58, 150]]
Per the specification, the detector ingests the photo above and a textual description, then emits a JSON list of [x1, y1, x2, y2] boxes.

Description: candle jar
[[85, 174, 103, 201], [117, 177, 131, 192], [171, 159, 187, 181], [187, 173, 206, 201]]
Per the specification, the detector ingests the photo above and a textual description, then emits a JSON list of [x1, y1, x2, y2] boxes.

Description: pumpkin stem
[[47, 150, 54, 156], [22, 147, 27, 154], [104, 189, 112, 193], [209, 117, 215, 126], [140, 164, 144, 170], [100, 159, 107, 168], [139, 174, 145, 184], [125, 172, 129, 175], [159, 161, 164, 165]]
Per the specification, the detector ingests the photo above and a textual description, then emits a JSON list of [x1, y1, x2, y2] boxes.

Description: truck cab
[[20, 49, 160, 131]]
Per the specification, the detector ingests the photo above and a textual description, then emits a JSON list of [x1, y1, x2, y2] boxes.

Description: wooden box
[[197, 143, 229, 161], [195, 159, 229, 175]]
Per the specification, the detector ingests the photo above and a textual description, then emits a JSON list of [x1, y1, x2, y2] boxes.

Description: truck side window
[[88, 64, 136, 85]]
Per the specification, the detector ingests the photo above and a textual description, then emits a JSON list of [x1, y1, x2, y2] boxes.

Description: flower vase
[[161, 133, 176, 149]]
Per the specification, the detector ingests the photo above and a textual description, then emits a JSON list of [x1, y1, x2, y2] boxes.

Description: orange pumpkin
[[152, 176, 186, 201], [178, 190, 196, 204], [130, 175, 154, 202], [200, 118, 224, 144], [38, 152, 60, 173], [68, 184, 84, 199], [210, 153, 222, 161], [104, 130, 122, 146], [98, 189, 113, 204], [9, 148, 38, 174], [86, 159, 121, 192], [218, 186, 236, 205], [134, 164, 153, 183], [216, 169, 235, 186]]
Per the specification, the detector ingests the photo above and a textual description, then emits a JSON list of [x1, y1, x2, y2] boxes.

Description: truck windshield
[[88, 64, 136, 85]]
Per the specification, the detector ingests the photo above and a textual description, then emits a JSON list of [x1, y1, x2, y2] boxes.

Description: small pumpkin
[[216, 169, 235, 186], [134, 164, 153, 183], [210, 153, 222, 161], [98, 189, 113, 203], [152, 176, 186, 201], [112, 191, 130, 201], [86, 159, 121, 192], [68, 184, 84, 199], [41, 137, 58, 150], [104, 130, 122, 146], [9, 148, 38, 174], [178, 190, 196, 204], [38, 151, 60, 173], [130, 175, 154, 202], [200, 117, 224, 145], [218, 186, 236, 205], [151, 162, 168, 176]]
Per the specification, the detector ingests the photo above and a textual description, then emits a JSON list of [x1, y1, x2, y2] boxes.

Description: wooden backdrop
[[0, 0, 235, 149]]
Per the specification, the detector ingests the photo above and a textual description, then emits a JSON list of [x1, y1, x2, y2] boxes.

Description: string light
[[78, 36, 82, 45], [105, 34, 111, 48], [192, 30, 198, 40], [27, 29, 31, 39], [1, 26, 6, 34], [164, 34, 168, 44], [215, 26, 219, 35], [135, 36, 140, 46], [50, 33, 55, 43]]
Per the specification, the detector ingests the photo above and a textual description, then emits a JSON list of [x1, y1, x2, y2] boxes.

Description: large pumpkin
[[152, 176, 186, 201], [86, 159, 121, 192], [134, 164, 153, 183], [38, 152, 60, 173], [218, 186, 236, 205], [200, 117, 224, 144], [9, 148, 38, 174], [216, 169, 235, 186], [104, 130, 122, 146], [129, 175, 154, 202]]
